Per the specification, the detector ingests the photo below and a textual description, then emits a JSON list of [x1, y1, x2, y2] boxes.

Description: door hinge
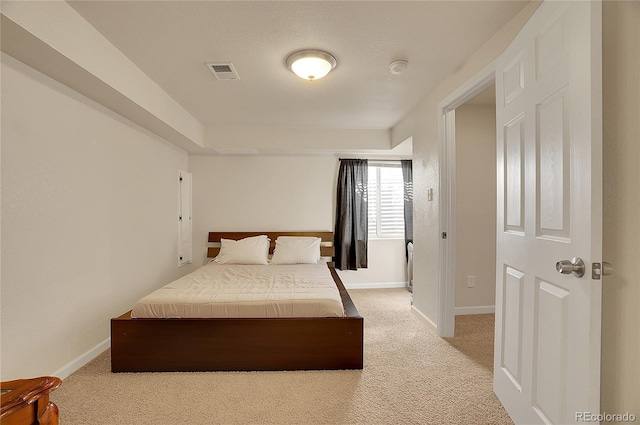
[[442, 232, 447, 240]]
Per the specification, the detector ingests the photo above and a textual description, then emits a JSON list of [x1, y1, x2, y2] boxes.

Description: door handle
[[556, 257, 585, 278]]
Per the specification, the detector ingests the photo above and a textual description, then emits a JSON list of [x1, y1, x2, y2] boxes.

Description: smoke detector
[[206, 63, 240, 80], [389, 60, 408, 75]]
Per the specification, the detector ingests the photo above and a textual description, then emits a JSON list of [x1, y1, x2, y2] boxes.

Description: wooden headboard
[[207, 231, 335, 258]]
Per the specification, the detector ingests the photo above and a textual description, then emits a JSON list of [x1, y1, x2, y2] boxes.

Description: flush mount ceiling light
[[286, 50, 337, 81]]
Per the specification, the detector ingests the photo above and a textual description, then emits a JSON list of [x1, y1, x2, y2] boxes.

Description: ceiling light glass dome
[[286, 50, 337, 81]]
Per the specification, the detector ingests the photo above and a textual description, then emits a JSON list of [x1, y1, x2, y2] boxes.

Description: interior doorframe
[[436, 60, 497, 337]]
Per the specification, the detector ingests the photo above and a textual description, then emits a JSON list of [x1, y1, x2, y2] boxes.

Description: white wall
[[391, 0, 639, 417], [601, 0, 640, 417], [455, 103, 496, 312], [337, 238, 408, 288], [188, 155, 337, 265], [390, 2, 540, 324], [188, 155, 408, 287], [0, 0, 204, 151], [0, 53, 192, 380]]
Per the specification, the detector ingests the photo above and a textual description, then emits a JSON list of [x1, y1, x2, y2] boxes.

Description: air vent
[[206, 63, 240, 80]]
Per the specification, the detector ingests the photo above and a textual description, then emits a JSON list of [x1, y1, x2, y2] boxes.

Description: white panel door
[[178, 170, 192, 266], [494, 1, 602, 424]]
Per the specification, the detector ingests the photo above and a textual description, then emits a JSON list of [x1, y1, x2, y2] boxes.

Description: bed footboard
[[111, 314, 363, 372], [111, 264, 363, 372]]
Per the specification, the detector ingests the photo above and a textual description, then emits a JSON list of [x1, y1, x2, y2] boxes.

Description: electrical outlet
[[467, 276, 476, 288]]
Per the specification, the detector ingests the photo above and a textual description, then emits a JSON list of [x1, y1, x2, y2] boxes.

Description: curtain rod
[[339, 158, 410, 163]]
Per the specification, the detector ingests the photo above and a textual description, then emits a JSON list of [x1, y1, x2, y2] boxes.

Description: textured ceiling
[[67, 1, 528, 132]]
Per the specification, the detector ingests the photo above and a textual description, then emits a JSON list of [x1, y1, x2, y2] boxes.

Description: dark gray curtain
[[334, 159, 368, 270], [401, 160, 413, 259]]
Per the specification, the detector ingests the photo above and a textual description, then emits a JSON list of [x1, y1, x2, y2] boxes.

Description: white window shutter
[[178, 171, 192, 266], [378, 166, 404, 237], [368, 164, 405, 238]]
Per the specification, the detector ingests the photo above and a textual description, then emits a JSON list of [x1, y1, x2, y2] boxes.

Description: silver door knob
[[556, 257, 585, 278]]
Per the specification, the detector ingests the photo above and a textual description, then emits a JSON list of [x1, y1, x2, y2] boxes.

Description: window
[[368, 163, 405, 238]]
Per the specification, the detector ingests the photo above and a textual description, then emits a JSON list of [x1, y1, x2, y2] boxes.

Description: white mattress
[[131, 263, 345, 319]]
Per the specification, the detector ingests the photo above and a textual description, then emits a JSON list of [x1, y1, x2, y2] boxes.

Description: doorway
[[437, 63, 496, 338], [452, 86, 497, 323]]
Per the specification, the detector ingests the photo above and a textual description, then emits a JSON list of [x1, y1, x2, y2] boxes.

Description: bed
[[110, 231, 363, 372]]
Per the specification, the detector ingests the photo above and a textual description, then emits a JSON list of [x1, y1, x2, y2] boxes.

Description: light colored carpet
[[52, 289, 513, 424]]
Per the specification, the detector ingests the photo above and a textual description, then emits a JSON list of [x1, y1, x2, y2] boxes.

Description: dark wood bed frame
[[110, 232, 363, 372]]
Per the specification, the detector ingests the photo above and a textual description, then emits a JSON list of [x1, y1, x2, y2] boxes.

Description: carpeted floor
[[51, 288, 513, 424]]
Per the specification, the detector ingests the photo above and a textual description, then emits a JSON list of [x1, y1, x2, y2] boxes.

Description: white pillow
[[270, 236, 322, 264], [214, 235, 270, 265]]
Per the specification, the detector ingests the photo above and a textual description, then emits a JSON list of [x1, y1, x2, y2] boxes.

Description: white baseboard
[[344, 282, 408, 290], [454, 305, 495, 316], [52, 338, 110, 380], [411, 306, 438, 333]]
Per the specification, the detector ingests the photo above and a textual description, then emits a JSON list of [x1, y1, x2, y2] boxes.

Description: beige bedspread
[[131, 263, 345, 318]]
